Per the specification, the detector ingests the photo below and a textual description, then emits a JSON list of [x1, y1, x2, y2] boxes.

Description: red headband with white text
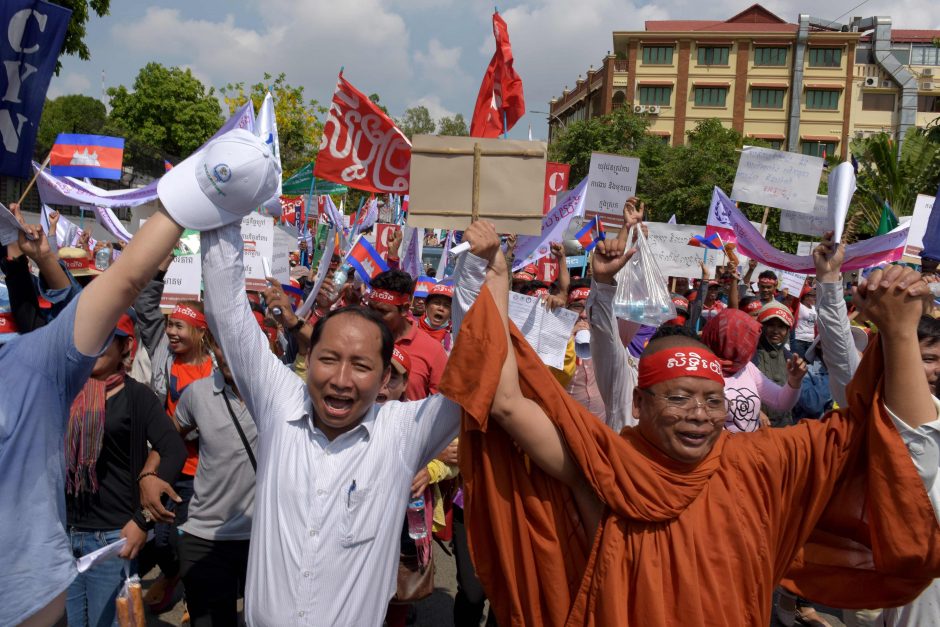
[[170, 304, 208, 329], [369, 289, 411, 307], [638, 345, 724, 388]]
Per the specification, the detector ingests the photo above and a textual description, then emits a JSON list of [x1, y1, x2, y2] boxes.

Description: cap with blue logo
[[157, 128, 282, 231]]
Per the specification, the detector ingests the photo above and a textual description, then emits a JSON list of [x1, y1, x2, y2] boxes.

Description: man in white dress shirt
[[194, 206, 497, 625]]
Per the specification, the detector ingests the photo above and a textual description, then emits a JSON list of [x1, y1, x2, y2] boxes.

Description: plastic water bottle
[[406, 496, 427, 540], [94, 247, 111, 271], [330, 262, 351, 299]]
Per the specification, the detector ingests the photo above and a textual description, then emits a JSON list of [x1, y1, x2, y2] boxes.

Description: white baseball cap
[[157, 129, 281, 230]]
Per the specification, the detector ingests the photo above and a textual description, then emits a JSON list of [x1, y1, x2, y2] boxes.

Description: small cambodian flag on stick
[[575, 217, 606, 252], [346, 235, 389, 284], [688, 233, 723, 250], [50, 134, 124, 180]]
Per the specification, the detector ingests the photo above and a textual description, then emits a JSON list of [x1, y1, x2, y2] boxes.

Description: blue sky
[[49, 0, 940, 144]]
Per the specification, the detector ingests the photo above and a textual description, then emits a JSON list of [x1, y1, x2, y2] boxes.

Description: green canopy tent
[[281, 162, 349, 196]]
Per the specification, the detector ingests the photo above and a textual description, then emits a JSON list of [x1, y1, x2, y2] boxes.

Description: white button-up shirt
[[202, 224, 485, 626]]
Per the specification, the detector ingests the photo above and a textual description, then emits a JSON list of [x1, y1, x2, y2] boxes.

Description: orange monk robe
[[440, 286, 940, 627]]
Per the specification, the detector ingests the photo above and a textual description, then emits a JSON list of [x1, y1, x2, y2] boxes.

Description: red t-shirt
[[166, 358, 214, 476], [396, 322, 448, 401]]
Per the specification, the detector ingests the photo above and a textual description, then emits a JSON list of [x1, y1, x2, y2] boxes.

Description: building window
[[912, 44, 940, 66], [642, 45, 674, 65], [751, 88, 786, 109], [805, 89, 840, 110], [862, 92, 896, 111], [694, 87, 728, 107], [638, 86, 672, 106], [808, 48, 842, 67], [697, 46, 730, 66], [801, 141, 837, 158], [767, 140, 783, 150], [919, 96, 940, 112], [754, 47, 788, 66]]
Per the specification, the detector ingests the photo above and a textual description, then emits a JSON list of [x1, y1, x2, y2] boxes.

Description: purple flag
[[920, 185, 940, 263]]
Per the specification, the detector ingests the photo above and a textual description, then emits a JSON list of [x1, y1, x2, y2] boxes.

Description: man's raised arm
[[73, 209, 183, 356]]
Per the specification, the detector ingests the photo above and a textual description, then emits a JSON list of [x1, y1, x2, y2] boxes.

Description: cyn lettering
[[0, 8, 49, 153]]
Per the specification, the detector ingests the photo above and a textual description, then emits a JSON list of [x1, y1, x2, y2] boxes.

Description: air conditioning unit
[[633, 104, 647, 113], [647, 105, 661, 115], [863, 76, 878, 87], [923, 81, 935, 90], [881, 80, 892, 88], [924, 68, 934, 77]]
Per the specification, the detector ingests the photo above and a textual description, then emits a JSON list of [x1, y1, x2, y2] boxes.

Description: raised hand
[[786, 354, 807, 388], [813, 231, 844, 283], [854, 265, 932, 338], [549, 241, 565, 260], [591, 225, 636, 285], [16, 221, 51, 262], [388, 228, 403, 257], [263, 279, 298, 329], [623, 197, 645, 230]]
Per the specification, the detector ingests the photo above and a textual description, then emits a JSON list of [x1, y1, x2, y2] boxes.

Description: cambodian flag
[[575, 217, 605, 252], [346, 236, 389, 284], [281, 283, 305, 310], [688, 233, 723, 250], [50, 134, 124, 179], [164, 160, 173, 172], [414, 276, 436, 298]]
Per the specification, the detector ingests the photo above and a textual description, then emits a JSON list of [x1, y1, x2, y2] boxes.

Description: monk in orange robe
[[442, 221, 940, 627]]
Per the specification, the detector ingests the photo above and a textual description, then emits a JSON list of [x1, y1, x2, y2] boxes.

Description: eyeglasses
[[639, 389, 728, 417]]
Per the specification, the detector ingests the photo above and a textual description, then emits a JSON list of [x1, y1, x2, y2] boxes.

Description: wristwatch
[[288, 318, 306, 334]]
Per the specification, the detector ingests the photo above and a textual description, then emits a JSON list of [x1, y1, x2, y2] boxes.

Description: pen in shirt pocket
[[347, 480, 356, 507]]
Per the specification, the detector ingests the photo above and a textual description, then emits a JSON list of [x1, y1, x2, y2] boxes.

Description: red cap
[[429, 283, 454, 299], [757, 302, 794, 327]]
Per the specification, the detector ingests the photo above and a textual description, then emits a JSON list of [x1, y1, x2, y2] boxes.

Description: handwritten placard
[[780, 195, 831, 237], [731, 146, 824, 214], [241, 214, 288, 291], [644, 222, 720, 279], [779, 270, 806, 295], [903, 194, 937, 261], [583, 152, 639, 229]]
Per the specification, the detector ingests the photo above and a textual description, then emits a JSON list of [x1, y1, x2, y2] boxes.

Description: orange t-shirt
[[166, 358, 213, 476]]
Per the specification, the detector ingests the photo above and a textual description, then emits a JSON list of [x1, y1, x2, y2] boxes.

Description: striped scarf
[[66, 373, 125, 495]]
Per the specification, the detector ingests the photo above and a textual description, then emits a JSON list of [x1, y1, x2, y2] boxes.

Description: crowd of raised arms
[[3, 128, 940, 627]]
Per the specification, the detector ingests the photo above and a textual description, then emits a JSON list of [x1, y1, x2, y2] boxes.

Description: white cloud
[[408, 94, 456, 120], [48, 72, 93, 99], [109, 3, 413, 108], [415, 38, 462, 72]]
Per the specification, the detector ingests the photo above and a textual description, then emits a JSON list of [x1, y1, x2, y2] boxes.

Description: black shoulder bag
[[220, 390, 257, 472]]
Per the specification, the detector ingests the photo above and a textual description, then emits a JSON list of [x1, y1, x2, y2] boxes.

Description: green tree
[[35, 94, 107, 156], [368, 93, 389, 115], [850, 129, 940, 230], [55, 0, 111, 72], [396, 106, 436, 139], [437, 113, 469, 136], [107, 63, 223, 159], [547, 105, 652, 182], [221, 72, 327, 176]]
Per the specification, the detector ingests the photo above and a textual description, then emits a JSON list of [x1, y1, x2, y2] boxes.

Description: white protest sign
[[903, 194, 937, 261], [241, 214, 288, 291], [828, 162, 856, 244], [583, 152, 639, 228], [731, 146, 824, 214], [796, 241, 814, 257], [780, 195, 831, 237], [508, 291, 578, 369], [644, 222, 720, 279], [779, 270, 806, 295]]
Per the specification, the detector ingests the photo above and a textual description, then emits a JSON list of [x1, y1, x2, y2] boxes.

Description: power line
[[831, 0, 875, 26]]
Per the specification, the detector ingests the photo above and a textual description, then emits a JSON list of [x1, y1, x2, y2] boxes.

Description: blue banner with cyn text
[[0, 0, 72, 177]]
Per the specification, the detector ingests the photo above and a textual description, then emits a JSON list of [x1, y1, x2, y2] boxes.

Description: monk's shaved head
[[642, 332, 711, 358]]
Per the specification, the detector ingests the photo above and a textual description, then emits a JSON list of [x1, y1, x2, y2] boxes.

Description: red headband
[[528, 287, 549, 298], [170, 304, 208, 329], [567, 287, 591, 303], [638, 345, 724, 388], [758, 278, 777, 286], [369, 289, 411, 307]]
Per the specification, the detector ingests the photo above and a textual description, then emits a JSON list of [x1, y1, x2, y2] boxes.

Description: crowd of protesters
[[2, 126, 940, 627]]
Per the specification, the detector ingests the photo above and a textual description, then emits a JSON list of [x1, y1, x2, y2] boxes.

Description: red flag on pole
[[314, 71, 411, 193], [470, 11, 526, 138]]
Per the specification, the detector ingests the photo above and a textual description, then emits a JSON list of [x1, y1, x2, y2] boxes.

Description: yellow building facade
[[548, 4, 940, 159]]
